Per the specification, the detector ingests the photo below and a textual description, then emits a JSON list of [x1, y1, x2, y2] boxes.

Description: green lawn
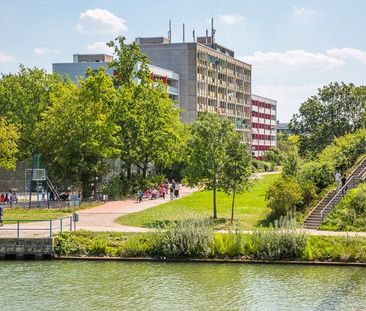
[[2, 202, 101, 224], [117, 174, 279, 230]]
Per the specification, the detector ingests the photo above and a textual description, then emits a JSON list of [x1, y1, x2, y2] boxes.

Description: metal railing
[[0, 216, 73, 238], [304, 156, 366, 223], [320, 176, 355, 220]]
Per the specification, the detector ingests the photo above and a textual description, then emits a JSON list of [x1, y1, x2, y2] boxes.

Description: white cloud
[[33, 48, 61, 55], [219, 14, 244, 24], [87, 42, 114, 54], [0, 52, 15, 63], [76, 8, 128, 34], [253, 84, 321, 122], [326, 48, 366, 64], [293, 7, 317, 17], [240, 50, 344, 72]]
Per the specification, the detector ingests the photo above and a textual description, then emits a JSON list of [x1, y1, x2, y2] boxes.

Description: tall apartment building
[[252, 95, 277, 158], [136, 36, 252, 144], [53, 54, 180, 101]]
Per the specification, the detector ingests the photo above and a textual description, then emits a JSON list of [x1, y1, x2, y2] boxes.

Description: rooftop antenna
[[168, 19, 172, 43], [211, 17, 216, 48], [183, 23, 185, 43], [192, 29, 195, 42], [205, 29, 208, 44]]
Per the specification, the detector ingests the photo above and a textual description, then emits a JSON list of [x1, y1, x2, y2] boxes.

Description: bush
[[157, 218, 213, 258], [251, 217, 308, 260], [266, 177, 303, 220], [100, 176, 124, 199], [210, 225, 247, 258]]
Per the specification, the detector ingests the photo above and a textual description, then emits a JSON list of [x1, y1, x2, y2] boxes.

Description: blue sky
[[1, 0, 366, 121]]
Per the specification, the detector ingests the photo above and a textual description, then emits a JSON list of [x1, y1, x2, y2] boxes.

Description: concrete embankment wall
[[0, 238, 54, 259]]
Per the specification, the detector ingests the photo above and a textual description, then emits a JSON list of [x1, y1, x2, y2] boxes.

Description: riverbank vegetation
[[117, 174, 278, 230], [55, 218, 366, 262]]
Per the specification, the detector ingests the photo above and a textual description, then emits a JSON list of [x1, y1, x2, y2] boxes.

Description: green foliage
[[282, 152, 300, 178], [290, 82, 366, 155], [299, 161, 334, 191], [100, 176, 124, 199], [319, 129, 366, 173], [0, 65, 64, 158], [0, 117, 19, 170], [303, 236, 366, 262], [35, 68, 121, 192], [54, 229, 366, 262], [251, 217, 308, 260], [157, 218, 213, 258], [266, 178, 303, 220], [320, 183, 366, 231]]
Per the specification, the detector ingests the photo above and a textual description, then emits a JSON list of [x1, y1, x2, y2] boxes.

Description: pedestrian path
[[0, 187, 196, 237]]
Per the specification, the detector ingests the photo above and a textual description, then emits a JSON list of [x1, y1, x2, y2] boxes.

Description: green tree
[[108, 35, 186, 180], [0, 117, 19, 170], [0, 66, 63, 158], [117, 82, 186, 178], [289, 82, 366, 155], [222, 137, 252, 224], [36, 68, 121, 195], [107, 36, 150, 87], [184, 112, 236, 219]]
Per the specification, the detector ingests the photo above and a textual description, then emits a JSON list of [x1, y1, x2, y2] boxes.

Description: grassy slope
[[117, 174, 279, 230]]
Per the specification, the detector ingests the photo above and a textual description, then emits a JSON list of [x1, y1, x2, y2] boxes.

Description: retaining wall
[[0, 238, 54, 259]]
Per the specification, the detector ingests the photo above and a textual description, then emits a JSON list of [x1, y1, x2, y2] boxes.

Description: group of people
[[137, 180, 181, 203], [0, 190, 18, 205]]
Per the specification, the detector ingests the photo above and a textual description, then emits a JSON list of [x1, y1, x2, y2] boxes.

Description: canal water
[[1, 260, 365, 310]]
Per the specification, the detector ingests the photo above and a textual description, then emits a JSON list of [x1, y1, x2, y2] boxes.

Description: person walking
[[174, 182, 180, 198], [137, 191, 143, 203], [341, 174, 347, 195], [335, 171, 341, 191]]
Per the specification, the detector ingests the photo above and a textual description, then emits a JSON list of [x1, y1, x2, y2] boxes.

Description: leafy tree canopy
[[289, 82, 366, 156]]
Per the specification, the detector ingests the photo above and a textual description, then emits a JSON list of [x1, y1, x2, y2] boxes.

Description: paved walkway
[[0, 187, 196, 237], [1, 180, 366, 238]]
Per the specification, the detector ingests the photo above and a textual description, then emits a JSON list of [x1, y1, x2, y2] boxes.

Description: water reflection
[[1, 261, 365, 311]]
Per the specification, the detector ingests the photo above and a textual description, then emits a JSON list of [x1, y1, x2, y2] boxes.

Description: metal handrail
[[305, 156, 366, 223], [320, 176, 354, 220], [358, 165, 366, 178], [0, 216, 73, 238]]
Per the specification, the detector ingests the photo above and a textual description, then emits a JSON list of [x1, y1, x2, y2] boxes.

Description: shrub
[[266, 177, 303, 220], [251, 217, 308, 260], [87, 239, 113, 256], [282, 153, 300, 178], [210, 225, 247, 258], [157, 218, 213, 258]]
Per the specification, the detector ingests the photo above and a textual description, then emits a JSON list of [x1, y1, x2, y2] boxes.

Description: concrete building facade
[[251, 94, 277, 158], [52, 54, 180, 101], [136, 37, 252, 144]]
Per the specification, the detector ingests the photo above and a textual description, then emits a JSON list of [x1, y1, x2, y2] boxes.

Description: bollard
[[60, 218, 63, 233], [49, 220, 52, 237], [17, 220, 20, 238], [70, 216, 72, 231]]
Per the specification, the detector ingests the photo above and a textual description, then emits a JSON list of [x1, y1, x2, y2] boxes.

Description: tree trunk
[[127, 164, 132, 180], [231, 189, 236, 224], [213, 185, 217, 219], [142, 165, 147, 179]]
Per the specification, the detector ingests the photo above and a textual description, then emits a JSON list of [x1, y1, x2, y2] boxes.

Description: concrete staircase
[[304, 156, 366, 229]]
